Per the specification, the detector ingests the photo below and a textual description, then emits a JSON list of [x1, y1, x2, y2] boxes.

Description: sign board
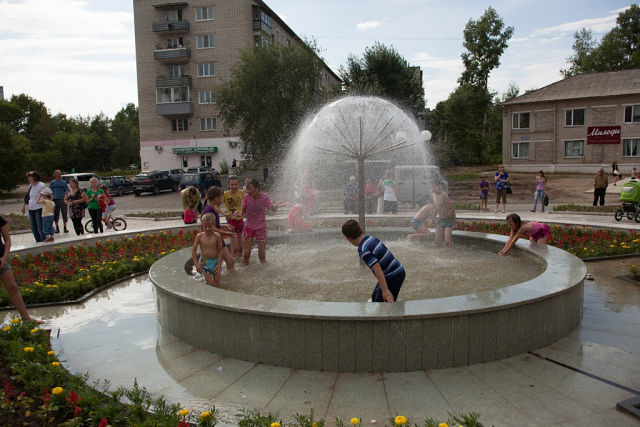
[[171, 146, 218, 154], [587, 126, 620, 144]]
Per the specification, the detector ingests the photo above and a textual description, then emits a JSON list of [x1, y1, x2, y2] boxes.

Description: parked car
[[179, 171, 222, 196], [133, 170, 178, 196], [168, 168, 185, 183], [61, 173, 101, 191], [186, 166, 210, 173], [101, 176, 134, 196]]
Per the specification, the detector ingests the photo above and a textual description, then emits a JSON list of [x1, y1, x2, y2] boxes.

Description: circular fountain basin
[[150, 229, 585, 372]]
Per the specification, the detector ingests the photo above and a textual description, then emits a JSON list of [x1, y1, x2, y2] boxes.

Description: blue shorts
[[436, 217, 454, 229], [201, 258, 219, 274], [371, 269, 405, 302], [411, 217, 422, 230]]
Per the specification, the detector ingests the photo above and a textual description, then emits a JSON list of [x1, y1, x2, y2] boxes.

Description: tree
[[339, 42, 425, 117], [562, 4, 640, 77], [111, 103, 140, 168], [459, 6, 514, 89], [0, 124, 29, 193], [216, 42, 334, 163]]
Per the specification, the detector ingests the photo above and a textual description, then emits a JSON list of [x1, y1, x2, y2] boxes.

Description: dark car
[[168, 168, 185, 183], [186, 166, 210, 173], [179, 171, 222, 196], [133, 170, 178, 196], [101, 176, 134, 196]]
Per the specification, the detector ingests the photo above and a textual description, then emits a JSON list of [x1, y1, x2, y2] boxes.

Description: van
[[179, 171, 221, 196], [61, 173, 101, 191]]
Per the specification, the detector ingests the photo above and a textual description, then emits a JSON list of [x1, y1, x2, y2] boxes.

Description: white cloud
[[413, 51, 461, 74], [356, 20, 381, 30], [530, 13, 618, 39]]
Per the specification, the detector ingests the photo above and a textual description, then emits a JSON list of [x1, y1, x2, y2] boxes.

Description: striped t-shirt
[[357, 235, 405, 279]]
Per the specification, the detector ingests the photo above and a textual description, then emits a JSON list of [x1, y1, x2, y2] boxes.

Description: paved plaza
[[1, 209, 639, 425]]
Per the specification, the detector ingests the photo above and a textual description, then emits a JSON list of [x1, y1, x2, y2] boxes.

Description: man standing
[[593, 168, 608, 206], [343, 176, 358, 214], [49, 170, 70, 233]]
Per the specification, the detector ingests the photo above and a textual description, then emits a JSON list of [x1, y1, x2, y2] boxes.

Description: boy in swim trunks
[[431, 181, 456, 248], [222, 175, 244, 258], [408, 203, 436, 241], [192, 213, 223, 285]]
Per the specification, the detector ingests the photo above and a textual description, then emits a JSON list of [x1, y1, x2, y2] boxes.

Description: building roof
[[501, 69, 640, 106]]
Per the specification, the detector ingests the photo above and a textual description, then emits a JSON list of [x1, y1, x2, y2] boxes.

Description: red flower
[[40, 388, 51, 405], [177, 421, 189, 427], [98, 418, 109, 427]]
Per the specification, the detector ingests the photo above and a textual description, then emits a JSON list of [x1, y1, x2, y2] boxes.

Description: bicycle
[[84, 216, 127, 232]]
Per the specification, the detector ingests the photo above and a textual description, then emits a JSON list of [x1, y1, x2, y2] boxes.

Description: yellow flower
[[52, 387, 63, 395], [77, 278, 83, 282], [179, 408, 189, 417], [200, 411, 212, 420], [351, 418, 360, 425], [270, 423, 281, 427], [23, 347, 34, 353], [25, 410, 31, 417], [86, 276, 91, 280], [161, 251, 166, 255], [30, 328, 38, 334], [52, 361, 61, 367], [47, 350, 55, 356], [394, 415, 407, 425], [610, 244, 615, 248], [439, 423, 448, 427], [11, 318, 20, 324], [3, 326, 11, 332]]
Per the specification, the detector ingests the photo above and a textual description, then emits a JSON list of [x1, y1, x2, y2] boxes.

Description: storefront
[[171, 146, 218, 169]]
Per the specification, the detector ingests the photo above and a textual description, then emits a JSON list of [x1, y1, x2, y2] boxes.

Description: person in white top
[[20, 171, 46, 242]]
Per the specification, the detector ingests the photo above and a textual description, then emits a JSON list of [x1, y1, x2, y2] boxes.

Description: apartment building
[[501, 69, 640, 174], [133, 0, 341, 171]]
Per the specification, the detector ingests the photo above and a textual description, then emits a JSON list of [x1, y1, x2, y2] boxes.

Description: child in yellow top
[[222, 175, 244, 258], [38, 188, 56, 242], [192, 213, 223, 286]]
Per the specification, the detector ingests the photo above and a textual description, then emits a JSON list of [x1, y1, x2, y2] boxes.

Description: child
[[287, 198, 313, 232], [183, 204, 198, 224], [342, 219, 405, 303], [241, 178, 285, 264], [203, 186, 235, 271], [479, 175, 489, 212], [222, 175, 244, 258], [37, 187, 55, 242], [192, 213, 223, 285], [431, 181, 456, 248], [99, 184, 116, 228], [499, 213, 550, 255], [407, 203, 436, 241], [531, 170, 546, 213]]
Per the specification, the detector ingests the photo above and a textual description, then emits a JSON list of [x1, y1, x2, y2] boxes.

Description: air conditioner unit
[[154, 145, 163, 152]]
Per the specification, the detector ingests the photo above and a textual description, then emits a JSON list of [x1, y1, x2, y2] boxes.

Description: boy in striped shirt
[[342, 219, 406, 303]]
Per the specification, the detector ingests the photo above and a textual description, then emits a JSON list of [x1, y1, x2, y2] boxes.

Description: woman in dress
[[65, 178, 86, 235], [531, 170, 546, 213], [20, 171, 46, 242]]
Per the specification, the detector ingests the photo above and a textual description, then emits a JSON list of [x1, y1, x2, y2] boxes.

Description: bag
[[506, 185, 513, 195], [23, 185, 32, 204], [544, 195, 549, 206]]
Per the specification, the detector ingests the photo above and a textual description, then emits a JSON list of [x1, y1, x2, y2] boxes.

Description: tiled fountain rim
[[149, 228, 587, 321]]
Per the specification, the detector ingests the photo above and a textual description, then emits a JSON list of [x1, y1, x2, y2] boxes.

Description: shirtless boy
[[407, 203, 436, 241], [192, 213, 223, 285], [431, 181, 456, 248]]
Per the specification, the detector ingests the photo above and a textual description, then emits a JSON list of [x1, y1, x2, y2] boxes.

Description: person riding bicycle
[[99, 184, 117, 229]]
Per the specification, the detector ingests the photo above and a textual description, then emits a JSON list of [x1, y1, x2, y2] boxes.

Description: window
[[565, 108, 585, 126], [512, 112, 530, 129], [166, 37, 184, 48], [199, 90, 215, 104], [195, 6, 213, 21], [625, 105, 640, 123], [623, 138, 640, 157], [564, 139, 584, 158], [200, 117, 216, 131], [171, 119, 188, 132], [167, 65, 186, 78], [512, 142, 529, 158], [182, 156, 188, 168], [197, 63, 215, 77], [165, 9, 183, 21], [156, 86, 189, 103], [197, 34, 214, 49]]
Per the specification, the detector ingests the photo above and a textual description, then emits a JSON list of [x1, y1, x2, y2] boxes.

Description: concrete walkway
[[2, 211, 640, 425]]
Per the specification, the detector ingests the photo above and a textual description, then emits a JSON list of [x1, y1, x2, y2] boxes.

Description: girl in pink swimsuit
[[499, 213, 550, 255]]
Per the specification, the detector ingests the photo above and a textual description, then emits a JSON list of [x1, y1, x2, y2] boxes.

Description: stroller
[[615, 178, 640, 222]]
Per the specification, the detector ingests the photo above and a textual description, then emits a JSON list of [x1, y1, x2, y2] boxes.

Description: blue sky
[[0, 0, 632, 118]]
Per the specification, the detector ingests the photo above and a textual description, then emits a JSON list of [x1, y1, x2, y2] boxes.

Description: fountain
[[150, 96, 586, 372]]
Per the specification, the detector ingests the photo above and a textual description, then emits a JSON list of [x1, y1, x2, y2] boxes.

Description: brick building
[[133, 0, 340, 171], [501, 69, 640, 174]]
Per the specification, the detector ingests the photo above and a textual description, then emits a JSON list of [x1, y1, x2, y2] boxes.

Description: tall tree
[[111, 103, 140, 168], [459, 7, 514, 89], [0, 124, 29, 193], [217, 42, 335, 163], [339, 42, 426, 118], [562, 4, 640, 77]]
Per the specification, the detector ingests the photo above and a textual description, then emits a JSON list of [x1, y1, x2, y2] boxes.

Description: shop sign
[[587, 126, 620, 144], [171, 146, 218, 154]]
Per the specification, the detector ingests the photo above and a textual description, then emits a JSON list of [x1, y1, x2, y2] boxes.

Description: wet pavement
[[2, 210, 640, 425]]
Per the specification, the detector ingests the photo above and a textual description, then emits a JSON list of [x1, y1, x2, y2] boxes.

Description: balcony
[[152, 1, 188, 8], [156, 75, 191, 87], [153, 48, 190, 63], [157, 102, 193, 116], [152, 20, 190, 33]]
